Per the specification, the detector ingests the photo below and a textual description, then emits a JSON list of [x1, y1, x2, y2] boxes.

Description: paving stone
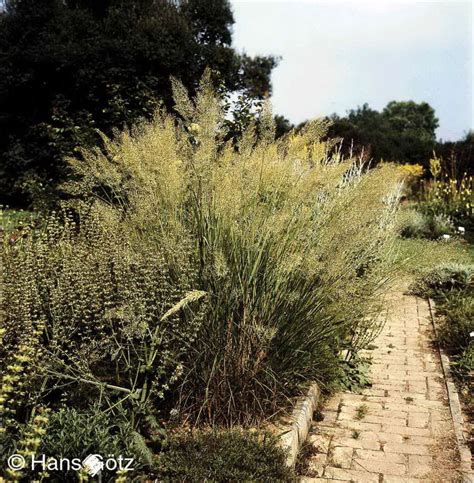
[[323, 466, 380, 482], [407, 413, 429, 429], [369, 408, 408, 420], [352, 457, 406, 476], [323, 396, 342, 412], [377, 432, 405, 443], [337, 420, 382, 432], [407, 455, 432, 478], [300, 479, 334, 483], [308, 432, 332, 454], [403, 435, 437, 446], [384, 443, 430, 455], [330, 446, 353, 469], [331, 436, 381, 451], [305, 453, 329, 477], [381, 425, 431, 437], [407, 381, 427, 394], [338, 407, 406, 424], [354, 448, 406, 464], [361, 388, 386, 397], [319, 409, 338, 425], [383, 476, 423, 482], [384, 402, 429, 414], [376, 383, 409, 392]]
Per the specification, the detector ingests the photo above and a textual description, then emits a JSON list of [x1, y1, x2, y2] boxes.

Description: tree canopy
[[0, 0, 277, 206], [328, 101, 439, 165]]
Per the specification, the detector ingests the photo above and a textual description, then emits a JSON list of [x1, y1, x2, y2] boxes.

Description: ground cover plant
[[0, 75, 405, 479], [155, 429, 294, 481]]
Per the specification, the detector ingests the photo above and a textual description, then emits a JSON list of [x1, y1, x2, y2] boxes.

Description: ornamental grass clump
[[2, 74, 404, 434]]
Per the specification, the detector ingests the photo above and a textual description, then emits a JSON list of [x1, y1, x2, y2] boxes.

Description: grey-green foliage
[[398, 209, 455, 239], [42, 407, 150, 472]]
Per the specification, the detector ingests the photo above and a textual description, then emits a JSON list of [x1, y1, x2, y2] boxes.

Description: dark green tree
[[0, 0, 277, 206], [382, 101, 438, 164], [328, 100, 439, 165], [435, 130, 474, 177], [328, 104, 390, 159], [274, 114, 294, 139]]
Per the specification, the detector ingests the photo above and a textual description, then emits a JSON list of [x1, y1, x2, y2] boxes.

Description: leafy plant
[[0, 208, 208, 475], [436, 290, 474, 354], [338, 355, 372, 393], [41, 407, 150, 480]]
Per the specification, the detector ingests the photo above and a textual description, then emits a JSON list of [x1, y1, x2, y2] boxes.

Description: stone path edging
[[428, 298, 474, 482], [279, 383, 320, 468]]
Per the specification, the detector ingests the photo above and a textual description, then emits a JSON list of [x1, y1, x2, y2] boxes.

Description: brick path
[[299, 283, 462, 482]]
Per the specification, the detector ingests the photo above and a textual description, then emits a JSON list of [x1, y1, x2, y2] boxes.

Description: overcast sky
[[231, 0, 473, 141]]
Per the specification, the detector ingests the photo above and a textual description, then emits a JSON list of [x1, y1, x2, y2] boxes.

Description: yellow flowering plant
[[418, 155, 473, 226]]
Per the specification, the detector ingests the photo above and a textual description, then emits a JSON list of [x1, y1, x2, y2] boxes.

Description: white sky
[[231, 0, 473, 141]]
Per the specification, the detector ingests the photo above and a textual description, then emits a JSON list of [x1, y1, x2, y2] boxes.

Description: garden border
[[428, 298, 474, 482], [278, 383, 320, 468]]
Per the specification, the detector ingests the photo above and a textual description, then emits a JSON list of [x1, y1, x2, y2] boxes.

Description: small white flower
[[441, 234, 451, 240], [457, 226, 465, 234], [470, 331, 474, 339]]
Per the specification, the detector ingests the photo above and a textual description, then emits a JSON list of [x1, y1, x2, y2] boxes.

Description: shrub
[[398, 209, 455, 240], [410, 264, 473, 297], [40, 407, 152, 480], [155, 430, 294, 481], [428, 213, 456, 238], [398, 209, 430, 238], [399, 163, 424, 197]]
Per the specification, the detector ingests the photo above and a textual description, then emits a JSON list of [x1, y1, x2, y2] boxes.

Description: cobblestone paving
[[299, 284, 462, 482]]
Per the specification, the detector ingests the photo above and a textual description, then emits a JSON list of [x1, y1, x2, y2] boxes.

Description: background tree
[[328, 100, 439, 165], [274, 114, 294, 139], [435, 130, 474, 177], [0, 0, 277, 207]]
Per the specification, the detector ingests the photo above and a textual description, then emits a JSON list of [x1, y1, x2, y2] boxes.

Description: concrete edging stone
[[279, 383, 320, 468]]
